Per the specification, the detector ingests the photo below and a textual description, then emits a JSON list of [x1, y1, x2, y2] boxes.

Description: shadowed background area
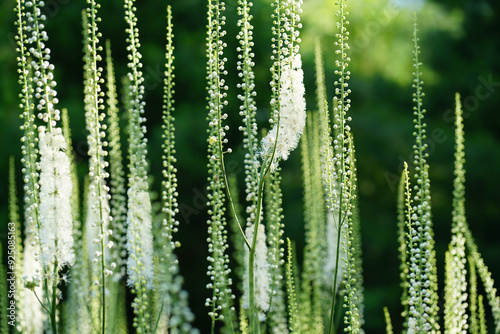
[[0, 0, 499, 332]]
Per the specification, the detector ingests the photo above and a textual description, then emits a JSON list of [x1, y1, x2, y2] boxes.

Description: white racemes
[[261, 53, 306, 166], [38, 126, 75, 269], [126, 179, 155, 288], [243, 224, 270, 321]]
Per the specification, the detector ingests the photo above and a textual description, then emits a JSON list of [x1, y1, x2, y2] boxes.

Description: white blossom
[[243, 224, 270, 321], [126, 179, 155, 288], [261, 53, 306, 165], [38, 126, 74, 269]]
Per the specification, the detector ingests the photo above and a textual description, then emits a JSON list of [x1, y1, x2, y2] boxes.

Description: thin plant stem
[[33, 290, 50, 314], [221, 161, 251, 250], [248, 167, 267, 334], [328, 0, 349, 331], [51, 273, 58, 334]]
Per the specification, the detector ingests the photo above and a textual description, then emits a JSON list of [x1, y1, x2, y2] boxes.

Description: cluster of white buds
[[126, 180, 154, 288], [261, 53, 306, 168], [242, 224, 270, 321], [38, 126, 74, 270]]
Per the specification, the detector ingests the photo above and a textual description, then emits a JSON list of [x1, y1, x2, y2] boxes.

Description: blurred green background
[[0, 0, 499, 332]]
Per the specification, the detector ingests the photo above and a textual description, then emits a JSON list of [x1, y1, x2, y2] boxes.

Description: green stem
[[51, 274, 58, 334], [33, 290, 50, 314], [101, 235, 106, 333], [221, 163, 251, 249], [248, 167, 266, 334], [328, 214, 345, 334]]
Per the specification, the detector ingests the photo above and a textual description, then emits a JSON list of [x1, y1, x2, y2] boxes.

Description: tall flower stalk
[[154, 6, 197, 333], [443, 93, 468, 334], [14, 1, 46, 330], [325, 0, 358, 332], [300, 110, 326, 334], [406, 16, 440, 334], [124, 0, 155, 331], [82, 0, 114, 331], [105, 40, 128, 281], [15, 0, 76, 332], [248, 2, 305, 332], [205, 1, 236, 333], [236, 0, 259, 229]]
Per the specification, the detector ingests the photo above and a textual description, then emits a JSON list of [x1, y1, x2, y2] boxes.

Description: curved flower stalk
[[406, 16, 440, 334], [228, 176, 247, 294], [124, 0, 155, 331]]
